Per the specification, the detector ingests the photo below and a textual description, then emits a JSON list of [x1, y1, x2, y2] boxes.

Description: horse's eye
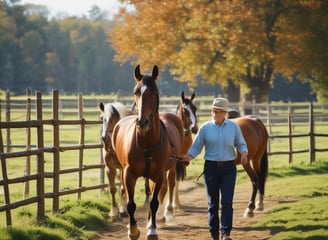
[[100, 116, 103, 121]]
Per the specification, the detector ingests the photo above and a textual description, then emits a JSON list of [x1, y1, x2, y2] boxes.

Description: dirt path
[[94, 180, 276, 240]]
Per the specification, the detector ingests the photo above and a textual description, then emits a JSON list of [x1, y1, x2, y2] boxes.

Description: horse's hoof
[[147, 235, 158, 240], [173, 204, 180, 210], [165, 215, 175, 226], [173, 200, 181, 209], [157, 216, 165, 223], [128, 225, 140, 240], [109, 208, 119, 219], [120, 212, 129, 218], [147, 228, 158, 240], [109, 214, 120, 221], [243, 208, 254, 218], [256, 202, 264, 211]]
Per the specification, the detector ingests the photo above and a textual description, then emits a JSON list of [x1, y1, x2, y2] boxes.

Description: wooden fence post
[[36, 91, 45, 223], [266, 103, 272, 153], [24, 88, 32, 197], [288, 111, 293, 164], [78, 93, 84, 200], [252, 96, 256, 115], [5, 90, 11, 152], [99, 124, 105, 193], [52, 89, 60, 212], [309, 102, 315, 163], [0, 129, 12, 225]]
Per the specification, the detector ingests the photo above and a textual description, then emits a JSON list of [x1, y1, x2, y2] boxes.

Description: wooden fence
[[0, 90, 328, 226], [0, 90, 104, 226]]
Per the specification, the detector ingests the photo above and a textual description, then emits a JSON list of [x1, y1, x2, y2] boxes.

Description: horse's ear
[[99, 102, 104, 111], [134, 64, 142, 81], [181, 91, 185, 101], [152, 65, 159, 80], [191, 92, 195, 101]]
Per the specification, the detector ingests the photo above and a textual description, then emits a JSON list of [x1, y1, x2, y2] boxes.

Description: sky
[[19, 0, 121, 18]]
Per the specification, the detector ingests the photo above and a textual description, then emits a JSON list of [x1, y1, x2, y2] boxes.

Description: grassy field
[[1, 155, 327, 239], [0, 103, 328, 239]]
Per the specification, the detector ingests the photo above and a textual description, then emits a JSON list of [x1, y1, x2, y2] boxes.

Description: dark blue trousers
[[203, 161, 237, 239]]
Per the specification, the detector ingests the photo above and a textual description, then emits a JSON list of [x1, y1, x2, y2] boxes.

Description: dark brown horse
[[112, 65, 185, 240], [99, 102, 134, 218], [231, 115, 269, 217]]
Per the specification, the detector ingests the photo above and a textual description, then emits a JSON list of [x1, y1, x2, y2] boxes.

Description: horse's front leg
[[147, 174, 163, 240], [124, 169, 140, 240], [256, 193, 264, 211], [242, 163, 258, 218], [118, 170, 128, 218], [106, 164, 119, 219], [156, 174, 168, 223]]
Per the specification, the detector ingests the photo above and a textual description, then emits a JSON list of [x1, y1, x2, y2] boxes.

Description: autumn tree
[[109, 0, 328, 102]]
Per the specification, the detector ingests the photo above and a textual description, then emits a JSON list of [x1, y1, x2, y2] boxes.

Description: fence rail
[[1, 90, 328, 226]]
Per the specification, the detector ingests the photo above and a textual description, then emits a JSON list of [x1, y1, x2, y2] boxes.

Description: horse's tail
[[176, 160, 186, 181], [258, 150, 268, 195]]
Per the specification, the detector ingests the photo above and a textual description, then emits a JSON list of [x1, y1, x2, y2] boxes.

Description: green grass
[[0, 196, 112, 240], [2, 161, 327, 239], [254, 162, 328, 240]]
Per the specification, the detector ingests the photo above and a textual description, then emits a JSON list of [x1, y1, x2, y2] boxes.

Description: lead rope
[[197, 171, 204, 181]]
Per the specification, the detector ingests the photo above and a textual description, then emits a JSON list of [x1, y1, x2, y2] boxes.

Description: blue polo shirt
[[188, 118, 248, 161]]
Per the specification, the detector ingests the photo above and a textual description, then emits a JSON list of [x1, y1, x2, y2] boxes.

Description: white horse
[[99, 102, 134, 218]]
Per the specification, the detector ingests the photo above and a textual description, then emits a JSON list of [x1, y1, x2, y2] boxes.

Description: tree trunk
[[223, 79, 240, 102], [241, 62, 274, 114]]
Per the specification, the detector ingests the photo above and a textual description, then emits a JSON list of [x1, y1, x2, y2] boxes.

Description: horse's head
[[99, 102, 121, 151], [177, 91, 198, 135], [133, 65, 159, 134]]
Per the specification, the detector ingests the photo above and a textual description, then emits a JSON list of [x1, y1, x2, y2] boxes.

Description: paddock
[[0, 89, 328, 226]]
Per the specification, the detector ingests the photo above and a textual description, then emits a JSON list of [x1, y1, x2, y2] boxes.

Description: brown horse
[[155, 91, 199, 224], [177, 91, 198, 157], [99, 102, 134, 218], [231, 115, 269, 217], [172, 91, 199, 208], [112, 65, 185, 240]]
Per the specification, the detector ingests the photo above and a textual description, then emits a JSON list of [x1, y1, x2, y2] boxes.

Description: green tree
[[88, 5, 108, 21], [0, 1, 16, 90]]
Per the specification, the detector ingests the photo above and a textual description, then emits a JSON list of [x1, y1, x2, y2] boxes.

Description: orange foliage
[[109, 0, 327, 100]]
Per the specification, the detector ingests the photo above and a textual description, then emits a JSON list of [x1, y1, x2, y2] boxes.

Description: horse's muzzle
[[101, 136, 108, 144], [191, 126, 198, 134], [136, 118, 150, 129], [101, 136, 111, 152]]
